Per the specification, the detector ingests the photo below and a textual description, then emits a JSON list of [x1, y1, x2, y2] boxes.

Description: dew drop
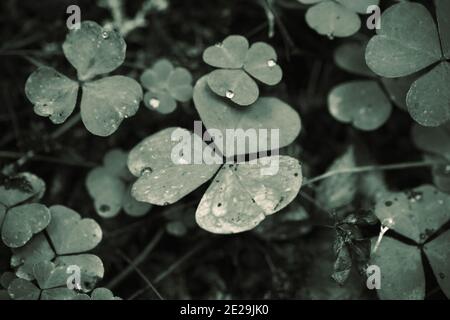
[[141, 167, 153, 175], [215, 42, 223, 48], [267, 59, 276, 67], [101, 31, 109, 39], [149, 98, 160, 109], [225, 90, 235, 99]]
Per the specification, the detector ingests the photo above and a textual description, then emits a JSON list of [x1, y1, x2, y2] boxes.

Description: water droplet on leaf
[[149, 98, 160, 109], [225, 90, 235, 99], [267, 59, 276, 67]]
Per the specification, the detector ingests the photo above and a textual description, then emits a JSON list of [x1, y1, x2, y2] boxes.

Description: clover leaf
[[365, 2, 450, 127], [128, 127, 303, 234], [202, 35, 282, 106], [140, 59, 193, 114], [329, 41, 400, 130], [0, 173, 49, 248], [25, 21, 143, 136], [8, 205, 104, 294], [193, 76, 301, 157], [7, 277, 87, 300], [371, 185, 450, 299], [86, 149, 152, 218], [299, 0, 379, 38]]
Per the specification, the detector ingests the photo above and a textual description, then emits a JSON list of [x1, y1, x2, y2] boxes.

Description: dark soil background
[[0, 0, 443, 299]]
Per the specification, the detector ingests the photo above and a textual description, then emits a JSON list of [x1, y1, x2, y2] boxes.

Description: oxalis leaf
[[140, 59, 193, 114], [193, 76, 301, 157], [202, 35, 282, 106], [411, 123, 450, 161], [128, 127, 303, 234], [374, 185, 450, 244], [196, 156, 302, 234], [365, 2, 442, 78], [86, 149, 151, 218], [25, 21, 142, 136], [63, 21, 125, 81], [334, 42, 375, 77], [128, 127, 221, 206], [328, 80, 392, 131], [46, 205, 102, 255], [423, 230, 450, 298]]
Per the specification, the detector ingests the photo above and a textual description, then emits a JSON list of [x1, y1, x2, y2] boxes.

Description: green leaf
[[122, 185, 152, 217], [207, 69, 259, 106], [196, 156, 302, 234], [406, 62, 450, 127], [371, 237, 425, 300], [0, 172, 45, 208], [411, 123, 450, 160], [1, 203, 51, 248], [336, 0, 379, 14], [25, 67, 79, 124], [54, 254, 104, 292], [435, 0, 450, 59], [334, 42, 374, 77], [46, 205, 102, 255], [80, 75, 143, 136], [143, 91, 177, 114], [8, 278, 40, 300], [193, 76, 301, 157], [381, 73, 418, 110], [316, 146, 357, 210], [305, 1, 361, 38], [365, 2, 442, 78], [244, 42, 283, 85], [328, 81, 392, 131], [86, 167, 126, 218], [11, 234, 55, 280], [374, 185, 450, 243], [128, 127, 221, 205], [102, 149, 130, 179], [140, 59, 174, 92], [167, 68, 193, 102], [424, 229, 450, 298], [63, 21, 126, 81], [432, 164, 450, 194], [203, 35, 249, 69]]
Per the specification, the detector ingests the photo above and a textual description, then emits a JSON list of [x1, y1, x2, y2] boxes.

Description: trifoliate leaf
[[193, 76, 301, 157], [334, 42, 374, 77], [1, 203, 51, 248], [207, 69, 259, 106], [423, 229, 450, 298], [122, 185, 152, 217], [316, 146, 357, 210], [365, 2, 442, 78], [370, 237, 425, 300], [63, 21, 126, 81], [144, 90, 177, 114], [86, 167, 126, 218], [11, 234, 55, 280], [80, 76, 142, 136], [54, 254, 104, 292], [411, 123, 450, 160], [203, 35, 249, 69], [8, 278, 40, 300], [374, 185, 450, 244], [406, 62, 450, 127], [435, 0, 450, 59], [244, 42, 282, 85], [46, 205, 102, 255], [167, 67, 193, 102], [0, 172, 46, 208], [196, 156, 302, 234], [328, 81, 392, 131], [140, 59, 174, 91], [25, 67, 79, 124], [128, 127, 221, 205], [305, 1, 361, 38]]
